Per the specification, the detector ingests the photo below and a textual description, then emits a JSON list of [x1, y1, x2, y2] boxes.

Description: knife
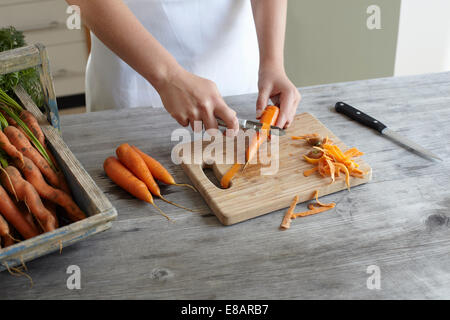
[[335, 102, 442, 161], [216, 118, 286, 136]]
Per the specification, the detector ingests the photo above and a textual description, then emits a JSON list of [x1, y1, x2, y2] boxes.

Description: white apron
[[86, 0, 259, 112]]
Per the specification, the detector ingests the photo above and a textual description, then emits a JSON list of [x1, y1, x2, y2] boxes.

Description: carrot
[[19, 111, 45, 146], [220, 106, 279, 188], [104, 156, 170, 220], [0, 130, 24, 167], [131, 145, 196, 192], [245, 105, 279, 167], [1, 234, 15, 248], [0, 110, 16, 126], [17, 157, 86, 222], [18, 111, 72, 194], [0, 214, 14, 247], [220, 163, 241, 189], [4, 126, 59, 187], [1, 166, 57, 232], [0, 184, 40, 239], [117, 144, 194, 212], [280, 195, 299, 230], [43, 200, 58, 228]]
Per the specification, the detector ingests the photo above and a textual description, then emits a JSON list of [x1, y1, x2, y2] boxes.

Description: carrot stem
[[172, 183, 197, 192], [151, 202, 172, 221], [159, 196, 198, 213]]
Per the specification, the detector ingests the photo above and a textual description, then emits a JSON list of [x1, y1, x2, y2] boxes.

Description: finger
[[189, 117, 203, 132], [256, 86, 271, 119], [214, 103, 238, 136], [202, 110, 218, 132], [187, 109, 202, 132], [176, 116, 189, 127], [275, 92, 296, 129]]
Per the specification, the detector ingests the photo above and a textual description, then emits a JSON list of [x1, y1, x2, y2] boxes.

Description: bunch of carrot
[[104, 144, 197, 220], [292, 133, 366, 189], [0, 89, 86, 249]]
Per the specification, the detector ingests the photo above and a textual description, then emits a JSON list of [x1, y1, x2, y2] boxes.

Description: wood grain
[[0, 72, 449, 299], [182, 113, 371, 225]]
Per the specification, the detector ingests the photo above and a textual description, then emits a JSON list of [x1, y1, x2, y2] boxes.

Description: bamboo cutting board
[[181, 113, 372, 225]]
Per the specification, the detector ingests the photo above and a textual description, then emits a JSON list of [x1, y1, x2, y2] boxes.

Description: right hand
[[155, 67, 239, 136]]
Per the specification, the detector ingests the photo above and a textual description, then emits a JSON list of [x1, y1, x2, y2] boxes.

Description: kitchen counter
[[1, 72, 449, 299]]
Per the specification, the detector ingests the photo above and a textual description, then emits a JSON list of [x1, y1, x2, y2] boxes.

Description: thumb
[[256, 87, 271, 119]]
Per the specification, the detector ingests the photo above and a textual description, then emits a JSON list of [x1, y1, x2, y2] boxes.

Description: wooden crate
[[0, 44, 117, 271]]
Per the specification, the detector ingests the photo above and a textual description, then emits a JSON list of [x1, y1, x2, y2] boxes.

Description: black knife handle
[[335, 102, 387, 133]]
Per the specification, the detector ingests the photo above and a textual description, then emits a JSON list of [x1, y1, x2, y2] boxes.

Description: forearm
[[66, 0, 180, 89], [251, 0, 287, 71]]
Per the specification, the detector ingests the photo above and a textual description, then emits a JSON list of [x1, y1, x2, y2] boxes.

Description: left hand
[[256, 65, 301, 129]]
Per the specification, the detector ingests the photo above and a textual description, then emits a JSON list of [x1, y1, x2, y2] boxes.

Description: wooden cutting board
[[181, 112, 372, 225]]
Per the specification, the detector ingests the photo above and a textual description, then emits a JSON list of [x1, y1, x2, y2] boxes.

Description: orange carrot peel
[[294, 134, 366, 189], [280, 190, 336, 229]]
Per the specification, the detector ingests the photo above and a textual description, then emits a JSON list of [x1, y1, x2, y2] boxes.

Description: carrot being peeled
[[220, 163, 241, 189], [221, 106, 279, 187], [245, 105, 279, 167]]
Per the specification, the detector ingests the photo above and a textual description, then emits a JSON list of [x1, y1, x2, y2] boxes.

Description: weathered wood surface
[[182, 112, 372, 225], [1, 72, 449, 299]]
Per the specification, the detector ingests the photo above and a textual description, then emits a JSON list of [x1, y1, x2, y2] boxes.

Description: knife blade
[[335, 101, 442, 161], [216, 118, 286, 136]]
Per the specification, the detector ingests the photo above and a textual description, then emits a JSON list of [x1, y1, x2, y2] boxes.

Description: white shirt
[[86, 0, 259, 112]]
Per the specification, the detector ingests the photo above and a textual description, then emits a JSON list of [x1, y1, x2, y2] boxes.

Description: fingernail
[[256, 110, 262, 118]]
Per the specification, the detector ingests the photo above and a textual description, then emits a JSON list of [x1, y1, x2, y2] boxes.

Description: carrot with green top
[[0, 112, 24, 167], [4, 126, 59, 187]]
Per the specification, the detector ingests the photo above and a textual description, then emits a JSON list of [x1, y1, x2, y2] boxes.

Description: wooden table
[[1, 72, 449, 299]]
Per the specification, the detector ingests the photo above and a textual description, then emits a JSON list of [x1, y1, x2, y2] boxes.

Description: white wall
[[395, 0, 450, 76]]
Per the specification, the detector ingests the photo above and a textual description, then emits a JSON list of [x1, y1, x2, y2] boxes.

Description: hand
[[256, 66, 301, 129], [156, 67, 239, 135]]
